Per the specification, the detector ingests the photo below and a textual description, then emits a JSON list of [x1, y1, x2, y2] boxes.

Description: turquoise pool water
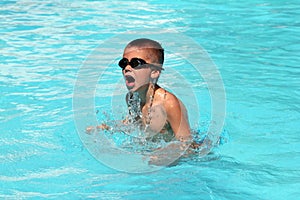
[[1, 0, 299, 199]]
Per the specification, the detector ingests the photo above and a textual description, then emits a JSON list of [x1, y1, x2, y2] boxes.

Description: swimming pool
[[1, 0, 299, 199]]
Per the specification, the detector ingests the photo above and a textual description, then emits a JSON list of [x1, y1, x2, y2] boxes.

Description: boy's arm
[[147, 96, 192, 166], [165, 93, 192, 141]]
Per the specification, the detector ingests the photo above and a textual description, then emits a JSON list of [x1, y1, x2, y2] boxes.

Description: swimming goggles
[[118, 57, 147, 69], [118, 57, 164, 70]]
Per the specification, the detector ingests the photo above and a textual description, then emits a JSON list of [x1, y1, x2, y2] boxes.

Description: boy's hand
[[85, 126, 95, 134], [97, 124, 110, 130], [85, 124, 110, 134]]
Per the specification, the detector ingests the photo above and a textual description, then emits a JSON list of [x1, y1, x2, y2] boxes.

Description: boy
[[88, 38, 192, 143]]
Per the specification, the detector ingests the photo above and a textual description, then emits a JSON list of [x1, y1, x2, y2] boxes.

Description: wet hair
[[125, 38, 164, 65]]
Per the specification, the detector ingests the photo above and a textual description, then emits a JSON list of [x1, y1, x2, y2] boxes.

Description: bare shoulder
[[155, 88, 181, 110]]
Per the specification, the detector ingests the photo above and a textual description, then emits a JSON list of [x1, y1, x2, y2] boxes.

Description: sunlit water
[[1, 0, 299, 199]]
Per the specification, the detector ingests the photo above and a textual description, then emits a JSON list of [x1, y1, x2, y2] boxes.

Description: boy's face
[[122, 47, 154, 92]]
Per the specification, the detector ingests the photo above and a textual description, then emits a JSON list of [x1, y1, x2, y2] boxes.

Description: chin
[[127, 88, 135, 92], [126, 85, 136, 92], [126, 84, 143, 93]]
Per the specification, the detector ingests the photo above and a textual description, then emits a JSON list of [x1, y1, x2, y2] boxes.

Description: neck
[[134, 84, 150, 105], [134, 83, 158, 104]]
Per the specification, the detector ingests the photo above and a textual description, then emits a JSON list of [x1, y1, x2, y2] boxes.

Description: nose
[[123, 64, 132, 72]]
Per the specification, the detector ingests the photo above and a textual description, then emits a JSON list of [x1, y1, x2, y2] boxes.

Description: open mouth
[[125, 75, 135, 87]]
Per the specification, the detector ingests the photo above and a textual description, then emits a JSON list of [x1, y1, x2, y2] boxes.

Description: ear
[[150, 70, 160, 79]]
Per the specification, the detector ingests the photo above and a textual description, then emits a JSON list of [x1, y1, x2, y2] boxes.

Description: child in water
[[87, 38, 201, 150]]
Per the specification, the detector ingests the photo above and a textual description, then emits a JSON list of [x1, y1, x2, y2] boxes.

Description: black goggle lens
[[118, 58, 147, 69]]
